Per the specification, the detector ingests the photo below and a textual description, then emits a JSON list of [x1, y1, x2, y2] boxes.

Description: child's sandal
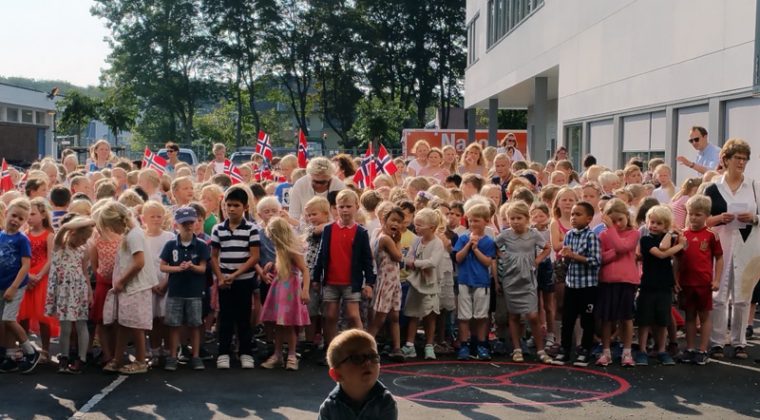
[[119, 361, 148, 375], [102, 359, 121, 373], [511, 350, 524, 363]]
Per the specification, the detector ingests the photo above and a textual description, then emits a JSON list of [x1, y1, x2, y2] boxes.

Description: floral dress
[[372, 236, 401, 314], [46, 246, 89, 321]]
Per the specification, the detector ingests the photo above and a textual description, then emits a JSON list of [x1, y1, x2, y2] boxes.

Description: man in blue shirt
[[676, 126, 720, 175]]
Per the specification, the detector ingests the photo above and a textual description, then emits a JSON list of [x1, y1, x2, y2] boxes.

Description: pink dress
[[260, 267, 310, 327]]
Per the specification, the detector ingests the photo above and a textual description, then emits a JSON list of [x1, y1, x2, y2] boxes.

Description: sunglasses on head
[[688, 137, 700, 144], [339, 352, 380, 366]]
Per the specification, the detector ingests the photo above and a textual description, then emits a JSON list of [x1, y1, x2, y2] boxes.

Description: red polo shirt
[[326, 222, 358, 286]]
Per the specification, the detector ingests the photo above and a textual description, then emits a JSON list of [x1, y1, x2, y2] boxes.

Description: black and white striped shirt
[[210, 218, 260, 281]]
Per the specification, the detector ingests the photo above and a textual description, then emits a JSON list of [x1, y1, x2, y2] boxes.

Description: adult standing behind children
[[676, 126, 721, 175], [288, 157, 346, 223], [703, 139, 760, 360]]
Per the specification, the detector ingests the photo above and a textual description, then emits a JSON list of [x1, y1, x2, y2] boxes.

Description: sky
[[0, 0, 111, 87]]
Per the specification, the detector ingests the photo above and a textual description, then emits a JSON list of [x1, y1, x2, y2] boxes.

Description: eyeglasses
[[688, 137, 700, 144], [730, 155, 749, 162], [338, 352, 380, 366]]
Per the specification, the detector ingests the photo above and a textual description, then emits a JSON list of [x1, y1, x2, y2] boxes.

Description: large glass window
[[467, 14, 479, 66], [487, 0, 543, 48], [621, 111, 666, 169], [564, 124, 583, 170]]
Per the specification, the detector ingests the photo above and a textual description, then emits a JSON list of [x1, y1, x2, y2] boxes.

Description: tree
[[349, 96, 412, 150], [57, 91, 99, 145], [98, 87, 138, 145], [92, 0, 215, 144]]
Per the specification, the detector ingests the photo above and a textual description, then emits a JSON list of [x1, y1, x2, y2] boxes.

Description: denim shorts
[[164, 297, 203, 327], [322, 284, 361, 303]]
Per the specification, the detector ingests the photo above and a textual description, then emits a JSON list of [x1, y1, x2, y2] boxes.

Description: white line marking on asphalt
[[711, 359, 760, 373], [69, 375, 128, 419], [165, 383, 183, 392]]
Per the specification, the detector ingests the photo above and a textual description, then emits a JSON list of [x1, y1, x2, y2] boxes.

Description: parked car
[[230, 147, 255, 166], [157, 148, 199, 167]]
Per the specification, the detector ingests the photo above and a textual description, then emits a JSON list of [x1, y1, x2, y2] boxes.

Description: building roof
[[0, 83, 58, 111]]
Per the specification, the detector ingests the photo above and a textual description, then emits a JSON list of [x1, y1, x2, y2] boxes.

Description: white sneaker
[[240, 354, 255, 369], [424, 344, 436, 360], [216, 354, 230, 369]]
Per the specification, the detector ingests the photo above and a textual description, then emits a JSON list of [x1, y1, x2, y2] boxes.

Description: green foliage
[[57, 91, 99, 143], [477, 109, 528, 129], [98, 86, 138, 144], [349, 97, 412, 150]]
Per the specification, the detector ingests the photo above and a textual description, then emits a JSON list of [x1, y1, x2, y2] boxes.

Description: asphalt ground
[[2, 329, 760, 419]]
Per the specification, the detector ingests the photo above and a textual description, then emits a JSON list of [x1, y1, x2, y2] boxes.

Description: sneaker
[[537, 350, 552, 364], [18, 350, 40, 374], [401, 345, 417, 360], [164, 357, 178, 371], [476, 345, 491, 361], [68, 359, 84, 374], [511, 349, 524, 362], [734, 346, 748, 360], [205, 331, 216, 344], [57, 356, 69, 374], [198, 346, 214, 361], [285, 356, 298, 371], [178, 345, 192, 364], [191, 357, 205, 370], [710, 346, 724, 359], [679, 349, 695, 364], [388, 349, 405, 363], [634, 351, 649, 366], [658, 352, 675, 366], [457, 344, 471, 361], [694, 351, 709, 366], [595, 353, 612, 367], [545, 334, 556, 348], [240, 354, 255, 369], [621, 353, 635, 367], [747, 326, 754, 340], [573, 348, 589, 367], [260, 355, 282, 369], [552, 349, 569, 365], [424, 345, 436, 360], [526, 337, 535, 349], [216, 354, 230, 369]]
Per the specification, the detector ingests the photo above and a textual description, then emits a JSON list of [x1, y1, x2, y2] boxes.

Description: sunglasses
[[688, 137, 700, 144], [312, 179, 329, 185], [338, 352, 380, 366], [168, 149, 178, 153]]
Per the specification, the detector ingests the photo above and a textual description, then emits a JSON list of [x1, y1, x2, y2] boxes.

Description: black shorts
[[636, 290, 672, 327], [537, 260, 554, 293], [752, 281, 760, 305]]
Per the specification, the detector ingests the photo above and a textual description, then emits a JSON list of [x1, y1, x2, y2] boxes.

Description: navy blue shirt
[[160, 234, 211, 298], [0, 231, 31, 290]]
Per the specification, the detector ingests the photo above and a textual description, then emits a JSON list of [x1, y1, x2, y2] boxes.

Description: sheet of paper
[[728, 202, 749, 229]]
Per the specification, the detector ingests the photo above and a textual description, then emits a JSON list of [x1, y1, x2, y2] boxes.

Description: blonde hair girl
[[550, 187, 577, 314], [442, 145, 459, 174], [45, 217, 96, 372], [88, 139, 115, 172], [97, 201, 158, 375], [459, 143, 486, 176], [259, 217, 310, 371]]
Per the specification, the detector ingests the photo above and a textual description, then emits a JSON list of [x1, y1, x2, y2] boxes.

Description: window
[[21, 109, 33, 123], [589, 120, 615, 169], [564, 124, 583, 170], [621, 111, 666, 170], [6, 108, 18, 122], [467, 14, 479, 65], [487, 0, 543, 48], [36, 112, 47, 125]]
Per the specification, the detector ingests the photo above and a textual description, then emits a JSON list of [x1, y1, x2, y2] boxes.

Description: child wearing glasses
[[320, 329, 398, 420]]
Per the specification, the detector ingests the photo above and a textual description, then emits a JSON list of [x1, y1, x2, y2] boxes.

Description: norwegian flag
[[352, 144, 376, 189], [1, 159, 12, 193], [254, 160, 274, 182], [297, 129, 308, 168], [229, 164, 244, 185], [256, 130, 273, 162], [17, 170, 27, 192], [376, 144, 398, 176], [143, 147, 167, 174]]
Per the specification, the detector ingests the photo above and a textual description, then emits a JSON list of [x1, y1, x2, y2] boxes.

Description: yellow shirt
[[399, 229, 417, 282]]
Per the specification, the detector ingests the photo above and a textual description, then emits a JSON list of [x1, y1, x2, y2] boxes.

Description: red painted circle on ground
[[381, 361, 630, 407]]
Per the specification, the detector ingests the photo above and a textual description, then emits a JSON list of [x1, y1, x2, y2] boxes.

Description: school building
[[0, 83, 57, 164], [465, 0, 760, 184]]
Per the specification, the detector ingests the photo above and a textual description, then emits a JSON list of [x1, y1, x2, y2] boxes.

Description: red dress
[[17, 230, 59, 336]]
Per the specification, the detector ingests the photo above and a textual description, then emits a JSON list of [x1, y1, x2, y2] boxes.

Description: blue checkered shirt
[[563, 226, 601, 289]]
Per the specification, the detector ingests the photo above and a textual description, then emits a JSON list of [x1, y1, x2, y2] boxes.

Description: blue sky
[[0, 0, 110, 87]]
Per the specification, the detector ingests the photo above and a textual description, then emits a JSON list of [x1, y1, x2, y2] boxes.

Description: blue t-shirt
[[258, 227, 276, 268], [696, 143, 721, 171], [159, 235, 211, 298], [453, 233, 496, 288], [0, 231, 32, 290], [275, 182, 292, 208]]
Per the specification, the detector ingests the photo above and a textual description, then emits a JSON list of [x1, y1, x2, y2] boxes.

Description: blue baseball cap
[[174, 207, 197, 224]]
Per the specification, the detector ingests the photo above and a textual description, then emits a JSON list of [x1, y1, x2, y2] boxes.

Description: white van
[[157, 148, 199, 167]]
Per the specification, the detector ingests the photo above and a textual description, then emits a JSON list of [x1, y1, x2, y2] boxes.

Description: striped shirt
[[210, 218, 260, 281], [563, 226, 601, 289]]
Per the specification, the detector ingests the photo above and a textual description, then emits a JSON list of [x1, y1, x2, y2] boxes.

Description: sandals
[[285, 356, 299, 371], [260, 355, 282, 370], [102, 359, 121, 373], [511, 349, 524, 363], [119, 361, 149, 375]]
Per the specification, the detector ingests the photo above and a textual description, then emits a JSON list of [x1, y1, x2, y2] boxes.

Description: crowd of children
[[0, 134, 752, 385]]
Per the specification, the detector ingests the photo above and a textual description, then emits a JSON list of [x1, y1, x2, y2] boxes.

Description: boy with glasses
[[320, 329, 398, 419]]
